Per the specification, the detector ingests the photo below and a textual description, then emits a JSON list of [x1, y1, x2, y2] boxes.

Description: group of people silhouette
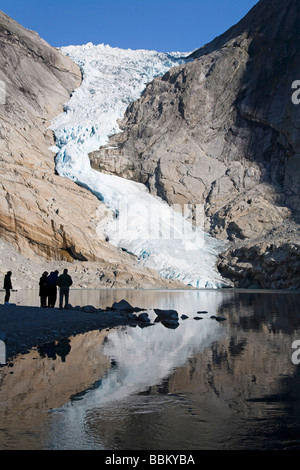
[[3, 268, 73, 310], [39, 269, 73, 309]]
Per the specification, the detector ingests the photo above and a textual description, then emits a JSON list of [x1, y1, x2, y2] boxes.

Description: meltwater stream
[[50, 44, 231, 288]]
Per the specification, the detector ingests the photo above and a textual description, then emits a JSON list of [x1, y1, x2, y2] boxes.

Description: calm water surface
[[1, 288, 300, 450]]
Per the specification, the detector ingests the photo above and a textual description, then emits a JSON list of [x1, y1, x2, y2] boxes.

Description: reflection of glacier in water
[[96, 313, 225, 403], [51, 43, 231, 289], [47, 291, 229, 449]]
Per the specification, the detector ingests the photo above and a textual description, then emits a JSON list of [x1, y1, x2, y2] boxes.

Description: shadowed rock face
[[90, 0, 300, 288]]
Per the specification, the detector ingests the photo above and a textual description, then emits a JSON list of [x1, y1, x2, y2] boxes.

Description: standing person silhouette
[[47, 270, 59, 308], [57, 269, 73, 310], [39, 271, 48, 308], [3, 271, 12, 305]]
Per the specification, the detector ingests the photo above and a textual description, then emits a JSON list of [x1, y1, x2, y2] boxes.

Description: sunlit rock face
[[0, 9, 94, 261], [90, 0, 300, 288], [1, 0, 299, 289], [0, 11, 185, 289]]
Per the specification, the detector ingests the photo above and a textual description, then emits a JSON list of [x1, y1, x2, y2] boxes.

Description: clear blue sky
[[1, 0, 258, 52]]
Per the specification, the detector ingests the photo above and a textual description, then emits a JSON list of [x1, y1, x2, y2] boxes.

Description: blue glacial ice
[[50, 43, 231, 288]]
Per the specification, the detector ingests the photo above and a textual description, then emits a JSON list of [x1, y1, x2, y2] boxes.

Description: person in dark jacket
[[47, 270, 59, 308], [39, 271, 49, 308], [57, 268, 73, 310], [3, 271, 12, 305]]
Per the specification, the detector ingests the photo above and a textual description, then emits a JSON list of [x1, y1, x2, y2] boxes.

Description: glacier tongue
[[51, 42, 230, 288]]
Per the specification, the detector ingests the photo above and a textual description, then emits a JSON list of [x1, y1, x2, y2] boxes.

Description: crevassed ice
[[51, 43, 231, 288]]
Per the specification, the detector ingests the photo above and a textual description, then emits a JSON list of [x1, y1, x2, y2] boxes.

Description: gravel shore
[[0, 303, 139, 361]]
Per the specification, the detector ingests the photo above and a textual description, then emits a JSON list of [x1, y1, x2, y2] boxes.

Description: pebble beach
[[0, 302, 139, 361]]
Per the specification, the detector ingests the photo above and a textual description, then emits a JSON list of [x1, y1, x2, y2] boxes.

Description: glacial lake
[[1, 288, 300, 450]]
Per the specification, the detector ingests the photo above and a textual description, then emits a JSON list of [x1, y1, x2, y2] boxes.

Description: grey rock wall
[[0, 10, 183, 289], [90, 0, 300, 288]]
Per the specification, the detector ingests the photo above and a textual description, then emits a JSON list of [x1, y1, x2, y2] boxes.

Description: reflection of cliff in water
[[60, 290, 229, 408], [139, 292, 300, 450], [46, 292, 300, 450], [0, 291, 299, 450], [0, 329, 112, 450], [222, 292, 300, 335]]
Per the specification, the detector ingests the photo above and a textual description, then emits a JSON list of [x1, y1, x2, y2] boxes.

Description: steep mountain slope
[[50, 44, 231, 288], [0, 11, 182, 289], [90, 0, 300, 288]]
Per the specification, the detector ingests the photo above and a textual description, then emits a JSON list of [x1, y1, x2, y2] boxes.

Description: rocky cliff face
[[0, 11, 181, 289], [90, 0, 300, 288]]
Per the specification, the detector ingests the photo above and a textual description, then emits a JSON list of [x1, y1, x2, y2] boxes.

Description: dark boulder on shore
[[110, 299, 144, 313]]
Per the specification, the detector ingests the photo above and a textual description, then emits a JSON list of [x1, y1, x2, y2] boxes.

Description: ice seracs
[[51, 43, 231, 288]]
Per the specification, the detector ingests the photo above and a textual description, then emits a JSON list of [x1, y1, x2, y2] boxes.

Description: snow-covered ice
[[51, 43, 231, 288]]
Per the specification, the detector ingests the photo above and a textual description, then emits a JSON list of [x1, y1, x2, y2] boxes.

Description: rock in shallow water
[[136, 312, 151, 323], [210, 315, 227, 322], [154, 309, 179, 320], [111, 299, 144, 312]]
